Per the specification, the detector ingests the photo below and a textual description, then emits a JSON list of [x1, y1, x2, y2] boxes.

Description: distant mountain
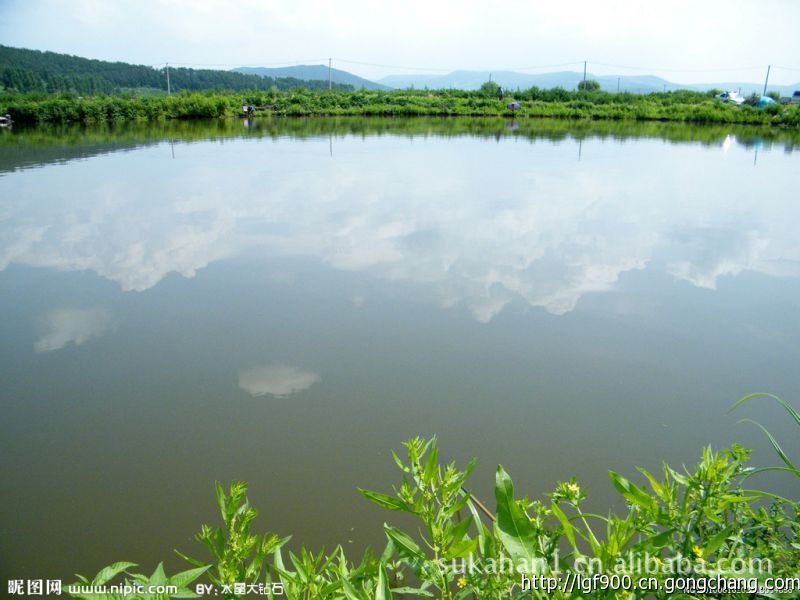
[[0, 45, 352, 94], [379, 70, 800, 96], [234, 65, 390, 90]]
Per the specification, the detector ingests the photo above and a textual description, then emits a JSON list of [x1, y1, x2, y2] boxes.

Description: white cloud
[[34, 307, 113, 352], [1, 0, 798, 84], [238, 364, 320, 398]]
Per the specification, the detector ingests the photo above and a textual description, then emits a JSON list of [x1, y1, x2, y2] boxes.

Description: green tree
[[578, 79, 601, 91], [479, 80, 500, 97]]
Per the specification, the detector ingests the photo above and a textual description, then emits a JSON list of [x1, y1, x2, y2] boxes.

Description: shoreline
[[3, 89, 799, 128]]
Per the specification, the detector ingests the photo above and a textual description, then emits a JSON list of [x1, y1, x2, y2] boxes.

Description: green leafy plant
[[732, 393, 800, 479], [67, 561, 209, 599], [70, 396, 800, 599], [176, 481, 288, 596], [359, 437, 480, 599]]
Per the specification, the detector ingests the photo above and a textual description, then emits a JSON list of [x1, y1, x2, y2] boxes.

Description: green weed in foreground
[[67, 562, 209, 599], [68, 396, 799, 599]]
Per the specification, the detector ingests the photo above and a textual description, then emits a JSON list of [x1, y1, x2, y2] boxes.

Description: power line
[[334, 58, 586, 73], [160, 59, 330, 68], [148, 57, 800, 83], [510, 61, 583, 71], [333, 58, 451, 72], [590, 61, 764, 73]]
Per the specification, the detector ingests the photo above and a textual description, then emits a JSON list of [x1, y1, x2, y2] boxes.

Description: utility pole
[[582, 60, 587, 89], [166, 62, 171, 95], [328, 58, 332, 90], [762, 65, 771, 97], [617, 77, 620, 92]]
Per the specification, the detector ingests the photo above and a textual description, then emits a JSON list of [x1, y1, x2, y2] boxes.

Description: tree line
[[0, 45, 352, 94]]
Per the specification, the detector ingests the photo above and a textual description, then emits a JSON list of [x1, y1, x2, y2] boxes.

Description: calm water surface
[[1, 118, 799, 580]]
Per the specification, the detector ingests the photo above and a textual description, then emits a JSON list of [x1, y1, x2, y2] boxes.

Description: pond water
[[1, 118, 799, 581]]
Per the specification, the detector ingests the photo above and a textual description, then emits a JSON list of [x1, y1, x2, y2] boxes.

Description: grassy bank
[[67, 395, 800, 599], [3, 88, 800, 127]]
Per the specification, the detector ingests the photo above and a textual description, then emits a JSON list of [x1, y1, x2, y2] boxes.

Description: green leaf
[[444, 492, 471, 518], [341, 576, 366, 600], [609, 471, 656, 512], [447, 515, 473, 545], [494, 466, 540, 569], [738, 418, 799, 476], [375, 564, 392, 600], [550, 502, 579, 554], [636, 468, 664, 498], [289, 552, 309, 584], [666, 465, 689, 486], [703, 526, 733, 557], [168, 565, 210, 589], [91, 562, 137, 586], [379, 538, 395, 564], [445, 536, 478, 559], [423, 444, 439, 483], [174, 549, 206, 568], [391, 587, 434, 597], [731, 393, 800, 428], [215, 482, 226, 518], [358, 489, 412, 512], [384, 525, 426, 562], [148, 562, 167, 586], [391, 450, 409, 473], [633, 529, 674, 551]]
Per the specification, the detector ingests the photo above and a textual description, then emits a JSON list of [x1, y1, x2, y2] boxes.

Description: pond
[[1, 117, 799, 581]]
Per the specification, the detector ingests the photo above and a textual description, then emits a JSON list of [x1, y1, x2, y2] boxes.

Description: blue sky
[[2, 0, 799, 84]]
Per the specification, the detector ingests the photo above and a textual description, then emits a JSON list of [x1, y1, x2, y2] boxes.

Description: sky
[[1, 0, 799, 84]]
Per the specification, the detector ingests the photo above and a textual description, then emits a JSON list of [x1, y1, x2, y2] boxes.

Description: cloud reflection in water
[[238, 364, 321, 398]]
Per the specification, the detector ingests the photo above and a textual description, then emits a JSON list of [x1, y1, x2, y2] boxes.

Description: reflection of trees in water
[[1, 117, 798, 173]]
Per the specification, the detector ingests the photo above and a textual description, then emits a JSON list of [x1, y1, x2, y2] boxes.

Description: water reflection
[[1, 119, 799, 322], [34, 307, 113, 352], [1, 118, 798, 174], [2, 119, 799, 583], [238, 364, 320, 398]]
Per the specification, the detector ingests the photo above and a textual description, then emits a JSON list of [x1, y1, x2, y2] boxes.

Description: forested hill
[[0, 45, 353, 94]]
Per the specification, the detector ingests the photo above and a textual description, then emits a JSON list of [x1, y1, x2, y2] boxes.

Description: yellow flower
[[457, 577, 467, 589], [693, 545, 704, 558], [567, 482, 580, 495]]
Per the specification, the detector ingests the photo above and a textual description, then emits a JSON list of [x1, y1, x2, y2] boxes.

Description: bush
[[577, 79, 601, 91], [479, 80, 500, 97]]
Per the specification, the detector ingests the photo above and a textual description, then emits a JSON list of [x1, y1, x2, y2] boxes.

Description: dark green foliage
[[577, 79, 601, 91], [744, 93, 760, 106], [0, 45, 352, 94]]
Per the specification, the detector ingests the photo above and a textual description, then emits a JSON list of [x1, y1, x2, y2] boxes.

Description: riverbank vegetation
[[3, 86, 799, 127], [67, 395, 800, 599]]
